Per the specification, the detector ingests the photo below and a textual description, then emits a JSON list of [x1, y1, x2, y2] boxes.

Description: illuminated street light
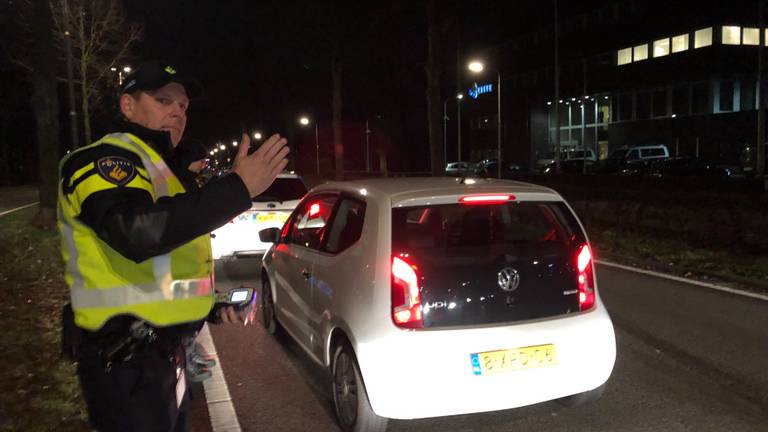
[[299, 116, 320, 174], [209, 150, 215, 156], [468, 60, 502, 178], [110, 67, 117, 72], [122, 66, 131, 73], [219, 144, 226, 150], [468, 61, 484, 73], [253, 132, 262, 140], [232, 140, 238, 147]]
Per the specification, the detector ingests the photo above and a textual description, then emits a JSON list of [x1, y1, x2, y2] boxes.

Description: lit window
[[653, 38, 670, 57], [743, 27, 759, 45], [694, 27, 713, 48], [722, 26, 741, 45], [633, 44, 648, 61], [617, 48, 632, 65], [672, 34, 689, 53]]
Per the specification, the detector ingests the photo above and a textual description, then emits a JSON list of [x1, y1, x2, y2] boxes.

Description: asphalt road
[[192, 258, 768, 432]]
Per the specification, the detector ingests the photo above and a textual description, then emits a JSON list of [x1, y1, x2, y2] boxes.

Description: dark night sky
[[0, 0, 598, 176]]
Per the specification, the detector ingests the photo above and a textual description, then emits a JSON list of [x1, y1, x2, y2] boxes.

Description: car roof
[[311, 177, 562, 205]]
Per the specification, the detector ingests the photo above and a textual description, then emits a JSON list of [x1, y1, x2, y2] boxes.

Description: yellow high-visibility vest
[[58, 132, 214, 331]]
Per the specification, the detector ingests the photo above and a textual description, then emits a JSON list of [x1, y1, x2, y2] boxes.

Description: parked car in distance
[[258, 177, 616, 432], [445, 161, 470, 176], [211, 172, 307, 260], [536, 149, 598, 174], [597, 144, 670, 174], [474, 159, 522, 178], [649, 157, 733, 178]]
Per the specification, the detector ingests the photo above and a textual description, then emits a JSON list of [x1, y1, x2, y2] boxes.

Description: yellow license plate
[[470, 344, 557, 375], [256, 212, 289, 223]]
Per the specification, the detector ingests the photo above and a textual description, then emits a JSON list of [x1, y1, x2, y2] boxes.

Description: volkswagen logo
[[497, 267, 520, 292]]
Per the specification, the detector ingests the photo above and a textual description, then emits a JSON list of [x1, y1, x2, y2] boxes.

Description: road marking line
[[596, 259, 768, 302], [197, 324, 242, 432], [0, 202, 38, 217]]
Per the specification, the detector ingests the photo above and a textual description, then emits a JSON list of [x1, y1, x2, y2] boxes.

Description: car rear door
[[271, 193, 338, 349], [307, 195, 367, 360]]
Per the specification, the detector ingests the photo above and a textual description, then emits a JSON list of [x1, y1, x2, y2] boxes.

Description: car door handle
[[301, 268, 311, 280]]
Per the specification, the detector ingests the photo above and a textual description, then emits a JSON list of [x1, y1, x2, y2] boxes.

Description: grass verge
[[0, 206, 88, 431]]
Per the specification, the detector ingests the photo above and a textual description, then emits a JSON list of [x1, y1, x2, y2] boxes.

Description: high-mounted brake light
[[391, 254, 423, 328], [459, 194, 514, 205], [576, 244, 595, 310]]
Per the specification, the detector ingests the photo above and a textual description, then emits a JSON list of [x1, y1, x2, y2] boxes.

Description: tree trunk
[[332, 40, 344, 181], [78, 7, 92, 145], [30, 0, 60, 228], [426, 0, 443, 176]]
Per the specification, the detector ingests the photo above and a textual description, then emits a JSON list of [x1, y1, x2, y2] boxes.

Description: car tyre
[[331, 342, 387, 432], [556, 383, 606, 407], [261, 278, 280, 335]]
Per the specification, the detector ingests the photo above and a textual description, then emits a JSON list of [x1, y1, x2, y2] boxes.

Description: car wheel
[[556, 383, 606, 407], [331, 343, 387, 432], [261, 278, 279, 335]]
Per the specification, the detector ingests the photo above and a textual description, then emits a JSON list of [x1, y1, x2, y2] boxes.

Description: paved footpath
[[0, 185, 38, 214]]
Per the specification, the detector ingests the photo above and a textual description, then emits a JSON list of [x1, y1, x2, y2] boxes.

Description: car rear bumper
[[355, 307, 616, 420]]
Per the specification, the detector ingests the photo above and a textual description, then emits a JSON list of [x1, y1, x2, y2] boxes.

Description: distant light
[[122, 66, 131, 73], [468, 61, 484, 73], [464, 178, 477, 185], [209, 150, 214, 155], [571, 97, 576, 101], [213, 149, 218, 153], [359, 188, 368, 196], [547, 101, 552, 105], [253, 132, 262, 140], [110, 67, 117, 72], [232, 141, 238, 147], [456, 93, 464, 100], [219, 144, 226, 150], [299, 116, 310, 125], [671, 114, 677, 118], [559, 100, 564, 103], [604, 96, 609, 100]]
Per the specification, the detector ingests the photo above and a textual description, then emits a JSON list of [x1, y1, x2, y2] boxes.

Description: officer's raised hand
[[232, 133, 290, 197]]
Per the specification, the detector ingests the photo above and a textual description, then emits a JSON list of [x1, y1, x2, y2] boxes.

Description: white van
[[600, 144, 669, 174]]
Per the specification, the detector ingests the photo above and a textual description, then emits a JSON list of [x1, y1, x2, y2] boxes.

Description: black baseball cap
[[120, 60, 203, 98]]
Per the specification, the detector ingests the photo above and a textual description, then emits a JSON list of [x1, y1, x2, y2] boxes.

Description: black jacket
[[60, 118, 251, 263]]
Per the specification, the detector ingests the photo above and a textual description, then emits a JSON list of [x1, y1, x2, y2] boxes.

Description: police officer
[[58, 61, 289, 431]]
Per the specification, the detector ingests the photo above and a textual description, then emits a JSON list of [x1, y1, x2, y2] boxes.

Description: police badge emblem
[[96, 157, 136, 186]]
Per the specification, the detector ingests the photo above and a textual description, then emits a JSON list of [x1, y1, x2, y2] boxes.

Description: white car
[[211, 173, 307, 260], [258, 177, 616, 432]]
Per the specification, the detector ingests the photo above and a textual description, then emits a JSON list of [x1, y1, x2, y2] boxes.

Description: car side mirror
[[259, 227, 281, 243]]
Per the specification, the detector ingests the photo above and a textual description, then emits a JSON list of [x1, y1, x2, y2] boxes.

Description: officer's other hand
[[217, 305, 248, 324], [232, 133, 290, 197]]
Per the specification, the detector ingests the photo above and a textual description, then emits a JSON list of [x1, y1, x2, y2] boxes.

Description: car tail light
[[391, 254, 423, 328], [459, 194, 515, 205], [309, 202, 321, 217], [576, 244, 595, 310]]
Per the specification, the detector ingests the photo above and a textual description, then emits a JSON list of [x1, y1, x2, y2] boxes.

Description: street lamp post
[[443, 99, 449, 168], [300, 116, 320, 175], [468, 61, 502, 178], [457, 93, 463, 162]]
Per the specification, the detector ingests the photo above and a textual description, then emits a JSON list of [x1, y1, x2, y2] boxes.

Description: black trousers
[[76, 340, 189, 432]]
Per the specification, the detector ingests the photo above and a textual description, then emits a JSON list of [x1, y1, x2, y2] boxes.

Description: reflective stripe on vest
[[58, 132, 214, 330]]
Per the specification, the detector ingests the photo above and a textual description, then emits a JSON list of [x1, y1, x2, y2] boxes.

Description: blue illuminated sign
[[468, 82, 493, 99]]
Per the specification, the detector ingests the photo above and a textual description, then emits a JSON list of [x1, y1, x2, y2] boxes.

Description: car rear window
[[253, 178, 307, 202], [392, 202, 582, 250]]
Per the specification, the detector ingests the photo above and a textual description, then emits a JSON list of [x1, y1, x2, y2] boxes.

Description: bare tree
[[6, 0, 141, 147], [50, 0, 142, 145], [30, 0, 60, 227]]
